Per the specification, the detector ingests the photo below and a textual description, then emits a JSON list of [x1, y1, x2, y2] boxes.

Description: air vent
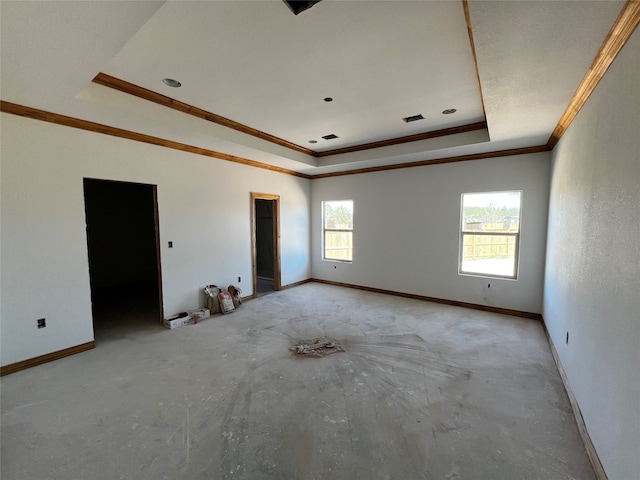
[[322, 134, 339, 140], [402, 114, 424, 123], [283, 0, 322, 15]]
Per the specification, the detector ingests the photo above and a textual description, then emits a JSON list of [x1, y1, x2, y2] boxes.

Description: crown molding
[[462, 0, 487, 119], [315, 121, 487, 157], [546, 0, 640, 149], [0, 100, 312, 179], [93, 73, 490, 159], [312, 144, 550, 179], [93, 73, 316, 157]]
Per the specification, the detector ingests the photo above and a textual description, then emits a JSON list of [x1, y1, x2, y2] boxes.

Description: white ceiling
[[101, 0, 484, 152], [0, 0, 625, 176], [469, 0, 624, 147]]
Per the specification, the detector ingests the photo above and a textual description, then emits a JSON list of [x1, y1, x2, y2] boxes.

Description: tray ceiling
[[0, 1, 628, 176]]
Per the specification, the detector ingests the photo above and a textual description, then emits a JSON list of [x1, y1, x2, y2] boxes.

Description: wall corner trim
[[0, 341, 96, 376], [540, 318, 609, 480]]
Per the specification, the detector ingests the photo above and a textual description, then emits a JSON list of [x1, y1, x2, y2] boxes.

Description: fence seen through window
[[323, 200, 353, 262], [460, 191, 521, 279]]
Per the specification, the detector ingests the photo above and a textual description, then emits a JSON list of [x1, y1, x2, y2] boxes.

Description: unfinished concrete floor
[[1, 283, 595, 480]]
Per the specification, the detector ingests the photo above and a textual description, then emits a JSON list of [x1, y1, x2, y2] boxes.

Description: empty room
[[1, 1, 638, 479]]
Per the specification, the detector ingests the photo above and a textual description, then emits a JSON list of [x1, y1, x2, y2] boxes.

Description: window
[[323, 200, 353, 262], [459, 191, 521, 279]]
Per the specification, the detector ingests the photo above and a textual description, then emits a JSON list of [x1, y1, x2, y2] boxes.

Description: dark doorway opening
[[256, 199, 275, 296], [83, 179, 164, 340], [251, 193, 281, 297]]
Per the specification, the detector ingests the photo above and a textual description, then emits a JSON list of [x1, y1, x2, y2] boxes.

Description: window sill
[[458, 271, 518, 281]]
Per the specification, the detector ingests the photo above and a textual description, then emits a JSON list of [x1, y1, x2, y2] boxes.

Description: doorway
[[83, 179, 164, 339], [251, 193, 281, 297]]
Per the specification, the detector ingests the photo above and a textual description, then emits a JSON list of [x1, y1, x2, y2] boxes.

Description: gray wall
[[543, 29, 640, 479], [312, 152, 551, 314], [0, 114, 311, 366]]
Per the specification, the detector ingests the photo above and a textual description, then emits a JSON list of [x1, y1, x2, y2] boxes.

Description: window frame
[[458, 191, 522, 280], [322, 199, 354, 263]]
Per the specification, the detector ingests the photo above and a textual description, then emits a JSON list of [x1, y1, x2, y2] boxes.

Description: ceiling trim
[[315, 121, 487, 157], [92, 72, 316, 156], [312, 145, 550, 179], [4, 0, 636, 184], [546, 0, 640, 150], [1, 100, 551, 180], [93, 73, 489, 159], [0, 100, 312, 179], [462, 0, 487, 119]]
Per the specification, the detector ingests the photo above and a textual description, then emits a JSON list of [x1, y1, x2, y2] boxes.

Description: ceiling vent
[[322, 134, 339, 140], [402, 114, 424, 123], [282, 1, 322, 15]]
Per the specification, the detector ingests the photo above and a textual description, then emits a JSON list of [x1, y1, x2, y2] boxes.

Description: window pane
[[324, 231, 353, 261], [324, 200, 353, 230], [323, 200, 353, 262], [461, 234, 517, 277], [462, 191, 521, 233]]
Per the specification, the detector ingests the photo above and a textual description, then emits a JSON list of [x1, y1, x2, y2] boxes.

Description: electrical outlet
[[37, 318, 46, 329], [238, 276, 241, 283], [168, 241, 173, 248]]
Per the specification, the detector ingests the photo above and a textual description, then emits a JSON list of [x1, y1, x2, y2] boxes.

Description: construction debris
[[290, 337, 344, 357]]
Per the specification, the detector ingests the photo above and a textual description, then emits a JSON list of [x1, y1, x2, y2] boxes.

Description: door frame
[[151, 185, 165, 322], [250, 192, 281, 298], [83, 178, 164, 325]]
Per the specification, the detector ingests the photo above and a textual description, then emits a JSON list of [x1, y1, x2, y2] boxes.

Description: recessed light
[[309, 140, 318, 144], [322, 134, 338, 140], [442, 108, 457, 114], [324, 97, 333, 102], [162, 78, 182, 88]]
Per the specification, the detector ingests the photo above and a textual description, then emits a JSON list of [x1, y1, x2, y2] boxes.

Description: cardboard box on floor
[[164, 284, 222, 329], [189, 308, 210, 323], [164, 313, 194, 329], [164, 308, 210, 329]]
